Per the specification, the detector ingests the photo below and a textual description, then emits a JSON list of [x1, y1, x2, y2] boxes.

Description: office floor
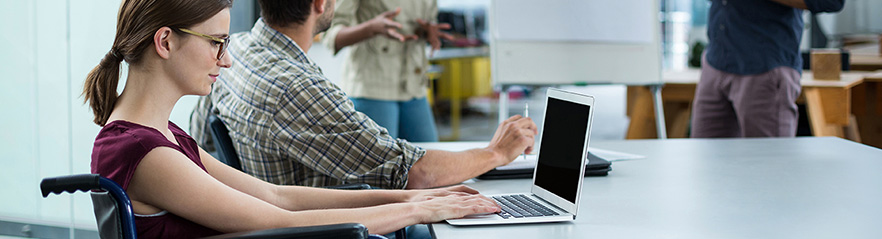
[[433, 85, 630, 142]]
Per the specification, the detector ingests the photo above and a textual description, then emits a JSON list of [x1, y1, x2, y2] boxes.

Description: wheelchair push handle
[[40, 174, 101, 198]]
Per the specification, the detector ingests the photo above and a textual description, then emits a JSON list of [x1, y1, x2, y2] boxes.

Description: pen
[[523, 103, 528, 160]]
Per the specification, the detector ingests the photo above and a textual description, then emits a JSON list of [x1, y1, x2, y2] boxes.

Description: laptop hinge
[[531, 194, 569, 214]]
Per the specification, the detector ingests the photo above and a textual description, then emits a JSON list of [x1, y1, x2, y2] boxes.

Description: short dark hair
[[258, 0, 313, 27]]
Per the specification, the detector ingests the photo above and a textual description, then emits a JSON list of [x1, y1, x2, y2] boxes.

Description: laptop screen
[[534, 97, 591, 204]]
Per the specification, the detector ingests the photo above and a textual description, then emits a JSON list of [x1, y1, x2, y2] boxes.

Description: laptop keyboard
[[492, 194, 560, 219]]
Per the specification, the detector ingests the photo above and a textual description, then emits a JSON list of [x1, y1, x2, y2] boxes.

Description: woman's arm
[[200, 147, 488, 210], [199, 147, 407, 210], [332, 8, 416, 53], [126, 147, 498, 234]]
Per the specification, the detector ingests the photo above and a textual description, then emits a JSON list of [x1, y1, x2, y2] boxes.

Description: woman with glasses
[[83, 0, 499, 238]]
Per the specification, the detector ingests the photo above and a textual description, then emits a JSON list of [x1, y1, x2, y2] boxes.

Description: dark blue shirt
[[706, 0, 844, 75]]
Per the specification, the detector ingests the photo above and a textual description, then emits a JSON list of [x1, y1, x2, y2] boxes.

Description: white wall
[[0, 2, 346, 232], [308, 43, 348, 85], [831, 0, 882, 35], [0, 0, 201, 231]]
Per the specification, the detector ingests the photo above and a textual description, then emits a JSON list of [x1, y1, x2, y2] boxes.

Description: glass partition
[[0, 0, 236, 237]]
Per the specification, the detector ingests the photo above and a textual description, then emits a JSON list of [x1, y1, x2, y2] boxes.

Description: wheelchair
[[40, 174, 384, 239]]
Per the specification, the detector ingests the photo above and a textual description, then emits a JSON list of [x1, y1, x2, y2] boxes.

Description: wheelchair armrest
[[202, 223, 369, 239], [324, 183, 372, 190], [40, 174, 101, 197]]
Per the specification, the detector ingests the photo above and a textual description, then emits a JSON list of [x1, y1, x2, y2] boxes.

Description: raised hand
[[367, 7, 417, 42], [415, 18, 454, 56]]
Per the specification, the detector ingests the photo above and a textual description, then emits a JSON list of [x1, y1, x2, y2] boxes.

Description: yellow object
[[431, 57, 493, 100], [429, 56, 492, 140]]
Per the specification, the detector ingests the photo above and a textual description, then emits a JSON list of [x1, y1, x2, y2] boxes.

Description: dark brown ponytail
[[82, 0, 232, 126], [83, 49, 124, 126]]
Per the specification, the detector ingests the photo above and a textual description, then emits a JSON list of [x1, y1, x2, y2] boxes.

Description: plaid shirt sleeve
[[271, 73, 426, 189]]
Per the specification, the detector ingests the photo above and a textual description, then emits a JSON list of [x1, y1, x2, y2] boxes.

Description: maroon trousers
[[690, 57, 801, 138]]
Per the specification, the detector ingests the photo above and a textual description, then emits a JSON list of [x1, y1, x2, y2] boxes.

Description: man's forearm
[[768, 0, 845, 13], [769, 0, 808, 9], [405, 149, 504, 189], [403, 115, 537, 188]]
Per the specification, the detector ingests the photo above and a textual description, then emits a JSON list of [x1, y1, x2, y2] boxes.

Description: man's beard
[[314, 3, 334, 35], [315, 13, 332, 35]]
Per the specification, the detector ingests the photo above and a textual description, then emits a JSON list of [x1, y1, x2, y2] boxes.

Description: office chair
[[208, 113, 242, 171], [207, 114, 373, 189], [206, 113, 406, 238], [40, 174, 375, 239]]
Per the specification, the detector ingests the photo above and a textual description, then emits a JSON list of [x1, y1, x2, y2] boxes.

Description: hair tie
[[109, 48, 123, 62]]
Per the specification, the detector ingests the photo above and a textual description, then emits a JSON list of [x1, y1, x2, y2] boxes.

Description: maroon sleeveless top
[[91, 120, 222, 238]]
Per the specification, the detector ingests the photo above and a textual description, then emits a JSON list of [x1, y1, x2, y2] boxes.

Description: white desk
[[627, 69, 871, 141], [416, 137, 882, 238]]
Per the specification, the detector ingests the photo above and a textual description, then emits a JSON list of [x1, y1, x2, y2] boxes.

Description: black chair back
[[91, 191, 125, 239], [204, 114, 401, 238], [207, 114, 375, 191], [208, 114, 243, 171]]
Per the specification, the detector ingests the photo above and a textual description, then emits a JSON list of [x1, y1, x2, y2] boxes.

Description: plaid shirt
[[190, 19, 426, 189]]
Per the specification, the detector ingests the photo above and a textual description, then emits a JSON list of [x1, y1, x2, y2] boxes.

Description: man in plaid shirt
[[191, 0, 537, 189]]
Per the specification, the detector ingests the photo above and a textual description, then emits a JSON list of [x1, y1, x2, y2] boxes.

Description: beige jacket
[[322, 0, 437, 101]]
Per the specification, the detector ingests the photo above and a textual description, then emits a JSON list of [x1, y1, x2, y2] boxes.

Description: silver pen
[[522, 103, 530, 160]]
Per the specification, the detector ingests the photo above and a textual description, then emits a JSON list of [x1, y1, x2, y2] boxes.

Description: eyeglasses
[[177, 28, 230, 60]]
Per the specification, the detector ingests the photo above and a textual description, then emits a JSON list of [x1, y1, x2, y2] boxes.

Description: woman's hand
[[414, 193, 500, 223], [404, 185, 499, 223], [406, 185, 481, 202], [367, 7, 417, 42], [415, 18, 454, 56]]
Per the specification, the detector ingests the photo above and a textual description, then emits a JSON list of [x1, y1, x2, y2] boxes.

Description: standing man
[[190, 0, 536, 189], [690, 0, 844, 138], [321, 0, 452, 142]]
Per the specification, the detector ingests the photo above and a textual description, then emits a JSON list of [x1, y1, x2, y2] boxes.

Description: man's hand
[[486, 115, 538, 166], [415, 18, 454, 56], [367, 8, 417, 42]]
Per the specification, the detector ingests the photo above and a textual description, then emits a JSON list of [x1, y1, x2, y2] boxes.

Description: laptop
[[447, 88, 595, 225]]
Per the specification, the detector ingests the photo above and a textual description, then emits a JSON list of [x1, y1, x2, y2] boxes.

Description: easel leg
[[499, 86, 510, 125], [451, 60, 462, 140], [651, 85, 668, 139]]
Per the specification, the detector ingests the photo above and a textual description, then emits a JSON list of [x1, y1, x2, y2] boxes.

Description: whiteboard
[[491, 0, 662, 86]]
